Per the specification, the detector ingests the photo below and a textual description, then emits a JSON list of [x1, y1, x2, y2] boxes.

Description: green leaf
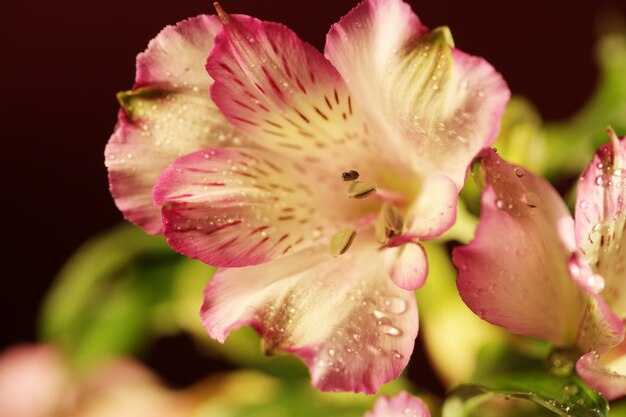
[[39, 223, 182, 369], [442, 344, 609, 417]]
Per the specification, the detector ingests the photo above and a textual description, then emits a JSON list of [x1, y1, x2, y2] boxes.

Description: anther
[[341, 170, 360, 181], [329, 227, 356, 257], [374, 204, 404, 244], [346, 181, 376, 199]]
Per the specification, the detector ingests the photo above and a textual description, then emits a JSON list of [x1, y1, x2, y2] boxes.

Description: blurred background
[[2, 0, 626, 398]]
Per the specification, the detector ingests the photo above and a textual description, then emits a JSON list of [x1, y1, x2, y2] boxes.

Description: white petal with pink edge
[[577, 337, 626, 401], [106, 15, 244, 234], [384, 242, 428, 291], [365, 391, 431, 417], [404, 174, 458, 239], [207, 12, 376, 171], [325, 0, 509, 186], [201, 241, 418, 394], [154, 147, 374, 267], [575, 130, 626, 318], [454, 150, 602, 347]]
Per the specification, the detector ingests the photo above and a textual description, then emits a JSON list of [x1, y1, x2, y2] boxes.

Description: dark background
[[2, 0, 626, 392]]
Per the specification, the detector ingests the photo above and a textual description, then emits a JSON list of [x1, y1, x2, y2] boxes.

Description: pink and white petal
[[568, 254, 624, 352], [201, 241, 418, 394], [577, 338, 626, 401], [454, 150, 588, 346], [575, 132, 626, 318], [207, 12, 372, 171], [384, 242, 428, 291], [365, 392, 431, 417], [404, 174, 458, 239], [106, 15, 244, 234], [325, 0, 510, 186], [0, 344, 69, 417], [154, 147, 368, 267]]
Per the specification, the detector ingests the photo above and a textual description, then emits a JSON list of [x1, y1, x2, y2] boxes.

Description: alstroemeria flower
[[364, 391, 431, 417], [106, 0, 508, 393], [454, 129, 626, 400]]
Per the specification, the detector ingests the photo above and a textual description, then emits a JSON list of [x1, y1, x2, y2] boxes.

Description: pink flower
[[454, 128, 626, 400], [364, 392, 431, 417], [106, 0, 509, 393]]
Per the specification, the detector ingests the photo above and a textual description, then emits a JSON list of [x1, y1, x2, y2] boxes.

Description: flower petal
[[575, 131, 626, 318], [384, 242, 428, 291], [577, 339, 626, 401], [0, 345, 68, 417], [207, 12, 372, 171], [154, 147, 371, 267], [365, 392, 431, 417], [454, 150, 592, 346], [405, 174, 458, 239], [567, 254, 624, 352], [105, 15, 243, 234], [325, 0, 510, 186], [201, 239, 418, 394]]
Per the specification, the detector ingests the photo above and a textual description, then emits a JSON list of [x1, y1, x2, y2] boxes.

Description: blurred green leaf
[[191, 370, 414, 417], [493, 97, 547, 173], [543, 28, 626, 180], [441, 344, 608, 417], [40, 223, 183, 369]]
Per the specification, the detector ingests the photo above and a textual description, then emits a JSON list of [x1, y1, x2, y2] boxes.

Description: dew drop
[[391, 350, 403, 359], [495, 199, 505, 209], [382, 296, 407, 314], [327, 348, 336, 357], [579, 200, 588, 209], [514, 167, 525, 177], [380, 324, 402, 336]]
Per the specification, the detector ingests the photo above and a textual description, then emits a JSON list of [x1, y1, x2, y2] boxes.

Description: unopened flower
[[106, 0, 509, 393], [454, 128, 626, 399]]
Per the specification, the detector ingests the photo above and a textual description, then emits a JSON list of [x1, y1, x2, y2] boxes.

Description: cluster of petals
[[454, 130, 626, 400], [105, 0, 509, 393]]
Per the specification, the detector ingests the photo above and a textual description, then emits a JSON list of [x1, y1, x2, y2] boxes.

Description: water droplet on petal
[[380, 324, 402, 336], [514, 167, 525, 177], [327, 348, 336, 357], [382, 296, 407, 314], [391, 350, 403, 359], [496, 199, 505, 209]]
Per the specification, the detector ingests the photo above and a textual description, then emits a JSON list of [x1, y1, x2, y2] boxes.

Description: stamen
[[329, 227, 356, 257], [381, 203, 404, 234], [346, 181, 377, 199], [213, 2, 231, 25], [374, 204, 405, 244], [341, 170, 360, 181], [607, 126, 619, 147]]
